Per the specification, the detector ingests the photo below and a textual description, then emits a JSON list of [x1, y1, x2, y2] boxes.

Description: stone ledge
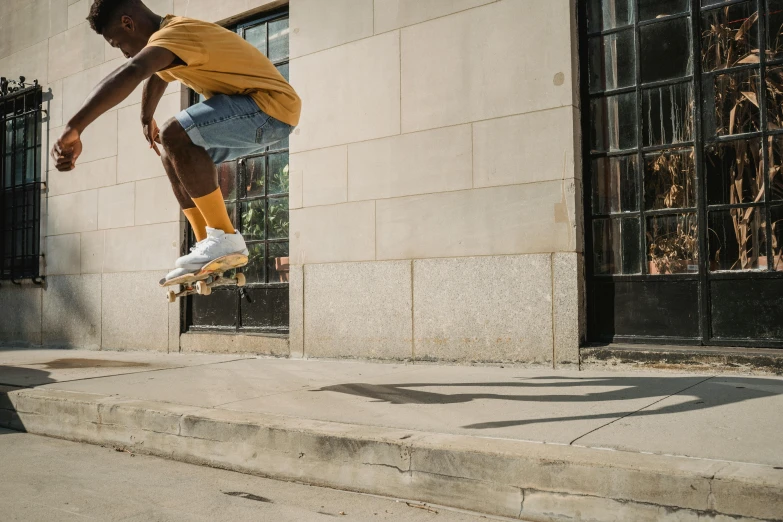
[[1, 387, 781, 521], [582, 344, 783, 376], [179, 332, 289, 356]]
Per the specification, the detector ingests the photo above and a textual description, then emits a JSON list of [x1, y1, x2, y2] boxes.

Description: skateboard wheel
[[235, 273, 247, 287], [167, 290, 177, 303], [196, 281, 212, 296]]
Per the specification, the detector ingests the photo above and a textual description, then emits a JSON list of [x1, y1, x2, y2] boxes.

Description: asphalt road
[[0, 429, 502, 521]]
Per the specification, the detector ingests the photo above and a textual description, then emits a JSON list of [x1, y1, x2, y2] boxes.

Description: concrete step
[[2, 384, 782, 521]]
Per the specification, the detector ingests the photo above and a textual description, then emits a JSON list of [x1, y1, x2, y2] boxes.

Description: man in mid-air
[[51, 0, 301, 283]]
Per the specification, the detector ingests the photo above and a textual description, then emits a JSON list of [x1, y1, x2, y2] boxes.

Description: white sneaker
[[160, 267, 196, 286], [175, 227, 249, 271]]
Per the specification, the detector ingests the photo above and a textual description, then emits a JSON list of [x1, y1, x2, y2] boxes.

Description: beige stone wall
[[0, 0, 186, 352], [289, 0, 584, 365], [0, 0, 584, 365]]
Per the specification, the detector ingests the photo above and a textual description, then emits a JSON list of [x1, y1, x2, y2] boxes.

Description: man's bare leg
[[160, 151, 208, 242], [158, 118, 235, 234]]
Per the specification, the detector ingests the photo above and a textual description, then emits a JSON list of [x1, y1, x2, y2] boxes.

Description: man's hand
[[51, 127, 83, 172], [143, 118, 162, 156]]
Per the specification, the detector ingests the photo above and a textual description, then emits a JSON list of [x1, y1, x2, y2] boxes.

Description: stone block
[[117, 93, 182, 184], [376, 181, 578, 260], [50, 0, 70, 37], [401, 0, 574, 132], [413, 255, 553, 363], [48, 157, 117, 197], [45, 233, 80, 276], [0, 40, 49, 87], [290, 31, 400, 152], [80, 230, 105, 274], [48, 22, 105, 82], [47, 189, 98, 236], [67, 0, 89, 29], [0, 285, 42, 345], [0, 0, 51, 60], [103, 223, 180, 273], [289, 158, 303, 209], [173, 0, 283, 24], [348, 125, 472, 201], [554, 252, 583, 368], [304, 261, 412, 360], [134, 176, 180, 226], [42, 274, 101, 349], [473, 106, 578, 188], [290, 146, 347, 208], [76, 111, 119, 164], [290, 0, 373, 58], [374, 0, 496, 33], [289, 265, 304, 358], [290, 202, 375, 265], [98, 183, 135, 230], [102, 271, 170, 351]]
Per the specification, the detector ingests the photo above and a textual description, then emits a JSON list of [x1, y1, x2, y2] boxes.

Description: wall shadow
[[314, 375, 783, 430], [0, 364, 55, 435]]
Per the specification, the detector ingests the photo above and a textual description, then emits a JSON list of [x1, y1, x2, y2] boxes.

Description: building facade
[[3, 0, 775, 364]]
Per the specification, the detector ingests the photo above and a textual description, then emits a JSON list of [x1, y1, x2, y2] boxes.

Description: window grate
[[0, 79, 43, 281]]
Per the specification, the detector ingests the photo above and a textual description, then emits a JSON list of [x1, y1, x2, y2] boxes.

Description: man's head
[[87, 0, 160, 59]]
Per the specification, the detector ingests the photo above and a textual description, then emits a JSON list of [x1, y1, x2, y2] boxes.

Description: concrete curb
[[2, 386, 782, 521]]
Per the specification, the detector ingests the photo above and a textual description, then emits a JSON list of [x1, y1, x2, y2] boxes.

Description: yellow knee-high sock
[[183, 208, 208, 242], [192, 188, 235, 235]]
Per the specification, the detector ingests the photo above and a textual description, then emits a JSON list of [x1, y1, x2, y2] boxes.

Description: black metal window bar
[[186, 9, 291, 334], [582, 0, 783, 346], [0, 77, 43, 282]]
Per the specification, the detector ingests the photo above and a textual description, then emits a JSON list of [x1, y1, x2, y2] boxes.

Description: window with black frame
[[1, 78, 43, 282], [187, 10, 291, 334], [584, 0, 783, 345]]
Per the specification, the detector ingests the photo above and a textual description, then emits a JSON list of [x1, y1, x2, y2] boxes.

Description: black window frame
[[1, 78, 43, 283], [581, 0, 783, 348], [184, 8, 291, 336]]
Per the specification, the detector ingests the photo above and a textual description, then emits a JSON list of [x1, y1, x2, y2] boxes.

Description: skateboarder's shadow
[[314, 375, 783, 430]]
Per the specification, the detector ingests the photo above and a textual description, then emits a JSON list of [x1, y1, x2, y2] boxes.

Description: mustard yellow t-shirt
[[148, 15, 301, 127]]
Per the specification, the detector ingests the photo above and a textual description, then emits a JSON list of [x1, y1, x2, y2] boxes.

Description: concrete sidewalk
[[1, 348, 782, 520]]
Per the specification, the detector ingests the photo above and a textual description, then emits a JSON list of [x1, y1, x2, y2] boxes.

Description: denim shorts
[[175, 94, 294, 164]]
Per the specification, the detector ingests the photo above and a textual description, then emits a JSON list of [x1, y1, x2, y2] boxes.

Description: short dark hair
[[87, 0, 139, 35]]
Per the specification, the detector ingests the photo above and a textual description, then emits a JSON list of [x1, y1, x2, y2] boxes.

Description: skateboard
[[160, 253, 249, 303]]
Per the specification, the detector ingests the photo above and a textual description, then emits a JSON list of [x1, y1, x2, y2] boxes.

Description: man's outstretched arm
[[52, 46, 177, 171], [140, 73, 169, 156]]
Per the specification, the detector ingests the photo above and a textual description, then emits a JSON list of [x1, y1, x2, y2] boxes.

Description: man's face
[[102, 16, 146, 59]]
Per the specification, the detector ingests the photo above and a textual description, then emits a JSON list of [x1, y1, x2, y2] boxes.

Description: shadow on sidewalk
[[314, 375, 783, 430], [0, 365, 55, 435]]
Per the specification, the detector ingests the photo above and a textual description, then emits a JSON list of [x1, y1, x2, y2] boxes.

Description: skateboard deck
[[161, 253, 249, 302]]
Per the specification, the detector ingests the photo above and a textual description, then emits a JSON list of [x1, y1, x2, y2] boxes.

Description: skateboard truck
[[166, 272, 247, 303]]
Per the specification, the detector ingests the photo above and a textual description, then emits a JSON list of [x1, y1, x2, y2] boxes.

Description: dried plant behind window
[[702, 8, 758, 71], [647, 214, 699, 275], [645, 150, 696, 210], [701, 8, 783, 270]]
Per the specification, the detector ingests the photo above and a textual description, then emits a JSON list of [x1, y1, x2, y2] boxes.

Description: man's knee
[[159, 118, 191, 150]]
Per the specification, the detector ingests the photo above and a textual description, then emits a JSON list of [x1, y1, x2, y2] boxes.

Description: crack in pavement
[[568, 376, 716, 446]]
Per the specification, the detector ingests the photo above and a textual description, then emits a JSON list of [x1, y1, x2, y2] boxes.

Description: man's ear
[[120, 14, 135, 32]]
